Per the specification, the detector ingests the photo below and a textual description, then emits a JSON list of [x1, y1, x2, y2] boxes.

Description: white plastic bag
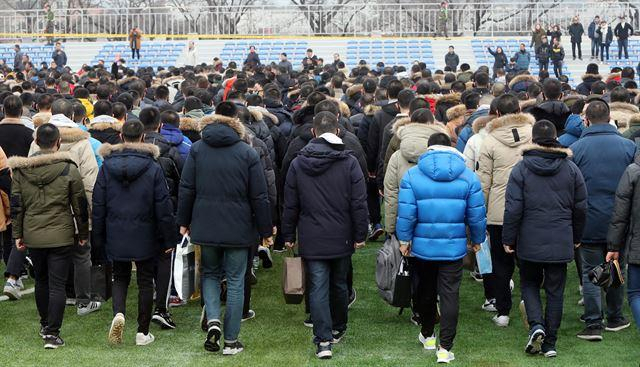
[[173, 235, 195, 300]]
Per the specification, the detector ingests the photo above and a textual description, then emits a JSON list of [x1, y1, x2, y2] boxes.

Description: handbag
[[90, 264, 112, 302], [391, 257, 412, 309], [475, 234, 493, 275], [282, 249, 305, 304], [173, 235, 195, 301]]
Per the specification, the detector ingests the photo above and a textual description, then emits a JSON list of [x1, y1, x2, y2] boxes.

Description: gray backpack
[[376, 235, 405, 306]]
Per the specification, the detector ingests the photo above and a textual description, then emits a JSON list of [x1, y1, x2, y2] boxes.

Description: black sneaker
[[303, 316, 313, 328], [242, 310, 256, 322], [39, 326, 47, 339], [222, 340, 244, 356], [152, 310, 176, 329], [579, 314, 586, 323], [577, 326, 603, 341], [316, 342, 332, 359], [348, 288, 357, 309], [525, 327, 545, 354], [258, 246, 273, 269], [368, 224, 384, 242], [410, 312, 422, 326], [332, 329, 346, 344], [44, 335, 65, 349], [605, 317, 631, 332], [541, 343, 557, 358], [470, 271, 484, 282], [204, 320, 222, 352]]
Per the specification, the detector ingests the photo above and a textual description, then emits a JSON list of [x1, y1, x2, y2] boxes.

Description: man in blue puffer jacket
[[396, 133, 486, 364], [160, 110, 192, 161]]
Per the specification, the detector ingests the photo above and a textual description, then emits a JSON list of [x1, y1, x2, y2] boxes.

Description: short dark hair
[[427, 133, 451, 147], [96, 84, 111, 100], [138, 107, 161, 131], [495, 94, 521, 115], [409, 98, 429, 115], [72, 103, 87, 121], [121, 120, 144, 142], [532, 119, 558, 145], [184, 96, 203, 112], [314, 99, 340, 116], [112, 102, 127, 120], [397, 89, 416, 109], [610, 86, 630, 103], [116, 92, 134, 111], [36, 123, 60, 149], [313, 111, 339, 135], [411, 108, 435, 124], [464, 92, 481, 110], [542, 79, 562, 100], [387, 80, 404, 99], [216, 101, 237, 117], [474, 72, 490, 87], [306, 91, 327, 107], [37, 94, 53, 111], [161, 110, 180, 127], [591, 81, 606, 95], [51, 98, 73, 118], [155, 85, 170, 100], [245, 94, 263, 107], [570, 99, 586, 115], [73, 87, 90, 99], [93, 100, 112, 116], [3, 95, 23, 117], [585, 100, 610, 124]]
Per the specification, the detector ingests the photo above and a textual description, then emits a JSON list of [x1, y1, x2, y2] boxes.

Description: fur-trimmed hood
[[509, 74, 537, 89], [392, 117, 412, 135], [629, 113, 640, 127], [606, 72, 621, 82], [364, 104, 380, 116], [99, 142, 160, 159], [486, 113, 535, 148], [346, 84, 363, 98], [8, 151, 75, 170], [58, 127, 91, 144], [179, 117, 200, 132], [521, 143, 573, 157], [247, 106, 279, 126], [436, 93, 461, 106], [446, 104, 467, 121], [337, 100, 351, 118], [519, 99, 538, 110], [473, 115, 497, 134], [200, 114, 245, 139], [88, 121, 121, 132], [581, 73, 602, 81], [610, 102, 640, 114], [397, 123, 449, 163], [486, 113, 535, 133]]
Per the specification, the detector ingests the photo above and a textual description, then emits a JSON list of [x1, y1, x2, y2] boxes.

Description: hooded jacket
[[160, 123, 192, 162], [569, 22, 585, 43], [487, 48, 508, 70], [444, 104, 470, 146], [264, 99, 294, 137], [622, 113, 640, 139], [463, 114, 495, 171], [367, 102, 400, 172], [558, 114, 584, 147], [608, 156, 640, 264], [445, 52, 459, 71], [30, 115, 98, 206], [244, 108, 276, 164], [92, 143, 176, 261], [396, 146, 487, 261], [531, 100, 571, 134], [143, 131, 184, 172], [9, 151, 88, 248], [576, 74, 603, 96], [88, 115, 122, 145], [246, 130, 277, 224], [0, 117, 34, 158], [609, 102, 639, 132], [177, 114, 272, 247], [434, 93, 461, 123], [570, 123, 636, 244], [478, 113, 535, 225], [383, 123, 449, 234], [179, 117, 201, 143], [353, 104, 380, 155], [509, 74, 537, 94], [503, 144, 587, 263], [456, 107, 490, 153], [282, 136, 368, 260]]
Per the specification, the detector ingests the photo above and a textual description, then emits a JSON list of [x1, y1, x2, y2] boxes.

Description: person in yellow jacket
[[74, 87, 94, 120]]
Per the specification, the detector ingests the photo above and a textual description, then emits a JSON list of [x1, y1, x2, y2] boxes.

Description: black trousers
[[538, 59, 549, 72], [112, 258, 155, 334], [414, 258, 463, 351], [154, 250, 173, 312], [367, 180, 381, 225], [571, 41, 582, 59], [553, 61, 563, 78], [131, 48, 140, 59], [1, 227, 11, 265], [243, 244, 257, 315], [31, 246, 73, 336], [520, 260, 567, 348], [485, 225, 515, 316]]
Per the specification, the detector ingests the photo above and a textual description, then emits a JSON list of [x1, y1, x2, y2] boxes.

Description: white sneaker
[[493, 315, 510, 327], [578, 297, 584, 306], [418, 332, 437, 350], [15, 278, 25, 290], [135, 332, 155, 346], [108, 313, 125, 345], [65, 298, 76, 306], [436, 347, 455, 363], [77, 301, 102, 316], [3, 280, 21, 300], [482, 299, 497, 312], [509, 279, 515, 292]]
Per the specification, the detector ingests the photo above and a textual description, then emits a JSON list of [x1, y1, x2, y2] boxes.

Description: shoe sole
[[44, 342, 64, 349], [437, 355, 455, 363], [3, 289, 21, 300], [304, 322, 313, 328], [77, 307, 101, 316], [544, 351, 557, 358], [482, 306, 497, 312], [525, 330, 545, 354], [605, 323, 631, 332], [577, 334, 603, 341], [223, 347, 244, 356], [348, 290, 357, 309], [151, 315, 176, 329], [205, 326, 221, 352], [316, 351, 332, 359], [108, 317, 125, 345], [136, 336, 154, 346]]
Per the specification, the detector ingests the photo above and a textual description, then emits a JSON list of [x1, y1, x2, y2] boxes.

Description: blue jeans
[[618, 39, 629, 59], [628, 264, 640, 331], [306, 256, 351, 344], [201, 246, 248, 341], [590, 38, 599, 57], [580, 244, 625, 328]]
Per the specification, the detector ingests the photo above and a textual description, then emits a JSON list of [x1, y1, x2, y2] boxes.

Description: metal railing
[[0, 2, 637, 38]]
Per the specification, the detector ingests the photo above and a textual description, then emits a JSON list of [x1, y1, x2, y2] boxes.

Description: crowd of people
[[0, 34, 639, 364]]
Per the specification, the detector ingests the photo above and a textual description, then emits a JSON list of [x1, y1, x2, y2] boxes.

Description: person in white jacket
[[464, 104, 495, 171], [186, 41, 197, 67]]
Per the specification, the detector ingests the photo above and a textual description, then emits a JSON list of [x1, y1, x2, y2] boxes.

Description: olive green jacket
[[9, 151, 88, 248]]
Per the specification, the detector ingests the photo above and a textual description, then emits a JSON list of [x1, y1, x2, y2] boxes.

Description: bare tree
[[290, 0, 360, 35]]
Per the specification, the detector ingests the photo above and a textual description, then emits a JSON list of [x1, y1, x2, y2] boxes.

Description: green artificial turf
[[0, 242, 638, 366]]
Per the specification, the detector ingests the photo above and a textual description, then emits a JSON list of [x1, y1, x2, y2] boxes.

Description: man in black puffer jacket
[[531, 79, 570, 134], [503, 120, 587, 357], [177, 102, 272, 354], [93, 120, 177, 346], [282, 111, 368, 360]]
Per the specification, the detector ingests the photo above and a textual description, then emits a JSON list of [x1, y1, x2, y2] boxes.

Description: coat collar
[[446, 104, 468, 121], [473, 115, 496, 133], [199, 114, 245, 139], [179, 117, 200, 132], [485, 113, 535, 133], [580, 122, 620, 138], [8, 151, 74, 170], [508, 74, 537, 89], [98, 142, 160, 159], [520, 143, 573, 157]]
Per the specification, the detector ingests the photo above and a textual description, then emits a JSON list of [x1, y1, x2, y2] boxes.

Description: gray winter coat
[[608, 157, 640, 265]]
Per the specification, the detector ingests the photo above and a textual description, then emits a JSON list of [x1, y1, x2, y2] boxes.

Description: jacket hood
[[418, 146, 467, 182], [610, 102, 639, 114], [91, 115, 117, 125], [247, 106, 279, 126], [88, 119, 121, 132], [486, 113, 535, 147], [564, 114, 584, 137], [521, 143, 572, 176], [292, 105, 315, 125], [185, 109, 205, 119], [8, 151, 75, 186], [380, 101, 400, 115], [473, 115, 496, 134], [160, 124, 185, 146], [534, 100, 570, 116], [398, 123, 449, 163], [49, 114, 78, 129], [446, 104, 467, 121], [508, 74, 537, 89], [346, 84, 363, 98], [519, 99, 538, 110], [391, 117, 412, 134], [179, 117, 200, 132], [297, 137, 350, 176], [99, 143, 159, 186], [364, 104, 381, 116], [581, 73, 602, 81], [200, 114, 245, 147], [435, 93, 461, 107], [629, 113, 640, 127], [58, 126, 91, 144]]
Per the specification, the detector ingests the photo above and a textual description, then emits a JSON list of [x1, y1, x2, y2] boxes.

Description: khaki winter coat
[[622, 113, 640, 139], [8, 151, 88, 248], [477, 113, 535, 225], [609, 102, 640, 133], [445, 104, 470, 146], [383, 122, 449, 233], [29, 127, 98, 207]]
